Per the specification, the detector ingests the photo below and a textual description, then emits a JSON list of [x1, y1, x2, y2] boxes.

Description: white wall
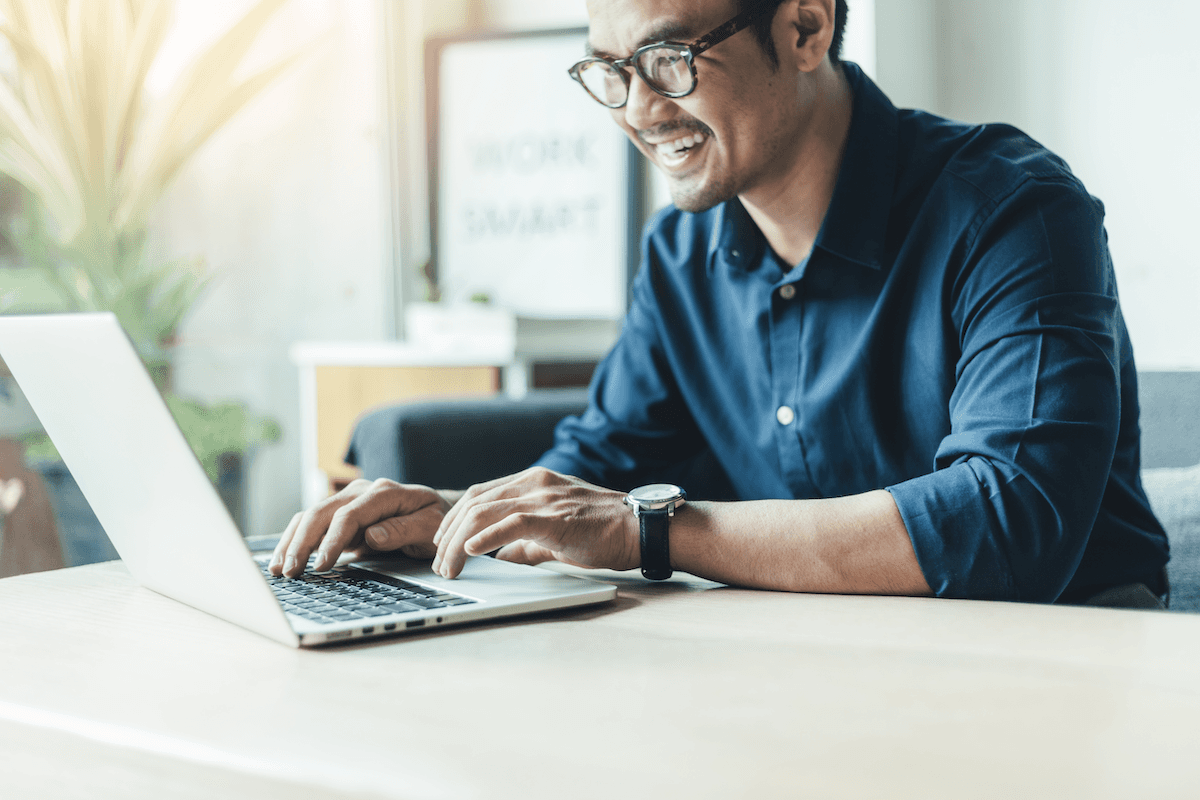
[[873, 0, 938, 110], [483, 0, 587, 29], [151, 0, 392, 537], [875, 0, 1200, 370]]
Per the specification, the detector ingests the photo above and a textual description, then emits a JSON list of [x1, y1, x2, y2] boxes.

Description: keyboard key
[[381, 602, 422, 614]]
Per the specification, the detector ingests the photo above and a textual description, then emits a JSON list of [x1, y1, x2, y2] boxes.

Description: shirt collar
[[815, 62, 898, 271], [711, 62, 899, 272]]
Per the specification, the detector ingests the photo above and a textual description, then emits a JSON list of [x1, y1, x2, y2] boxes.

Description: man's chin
[[667, 177, 735, 214]]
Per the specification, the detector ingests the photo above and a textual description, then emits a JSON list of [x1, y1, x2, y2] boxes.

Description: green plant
[[0, 0, 300, 478], [0, 0, 296, 348]]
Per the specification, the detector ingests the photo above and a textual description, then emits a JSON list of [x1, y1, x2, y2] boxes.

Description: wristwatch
[[624, 484, 687, 581]]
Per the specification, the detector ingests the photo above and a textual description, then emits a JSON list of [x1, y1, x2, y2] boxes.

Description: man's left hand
[[431, 467, 637, 578]]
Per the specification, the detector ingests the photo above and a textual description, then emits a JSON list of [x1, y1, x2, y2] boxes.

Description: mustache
[[636, 119, 713, 144]]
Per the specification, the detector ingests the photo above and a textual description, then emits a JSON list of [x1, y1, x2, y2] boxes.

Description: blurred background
[[0, 0, 1196, 571]]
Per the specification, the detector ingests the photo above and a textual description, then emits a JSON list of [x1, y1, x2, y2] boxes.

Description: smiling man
[[273, 0, 1170, 607]]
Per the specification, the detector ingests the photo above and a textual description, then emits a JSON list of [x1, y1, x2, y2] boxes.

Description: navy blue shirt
[[536, 64, 1168, 603]]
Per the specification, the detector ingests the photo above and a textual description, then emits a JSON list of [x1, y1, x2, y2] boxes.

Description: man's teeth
[[655, 132, 706, 158]]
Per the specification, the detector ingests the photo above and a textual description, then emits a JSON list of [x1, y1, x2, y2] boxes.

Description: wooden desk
[[2, 562, 1198, 799]]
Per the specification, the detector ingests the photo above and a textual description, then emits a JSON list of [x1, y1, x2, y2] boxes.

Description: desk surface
[[2, 561, 1198, 799]]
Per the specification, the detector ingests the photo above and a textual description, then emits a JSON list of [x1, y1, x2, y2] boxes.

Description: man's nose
[[622, 70, 674, 131]]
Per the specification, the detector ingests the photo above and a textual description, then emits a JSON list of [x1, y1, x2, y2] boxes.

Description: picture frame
[[425, 27, 643, 319]]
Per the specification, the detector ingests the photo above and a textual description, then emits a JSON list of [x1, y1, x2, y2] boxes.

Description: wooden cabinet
[[291, 343, 509, 507]]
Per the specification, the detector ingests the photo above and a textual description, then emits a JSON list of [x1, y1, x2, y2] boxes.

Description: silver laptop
[[0, 313, 616, 647]]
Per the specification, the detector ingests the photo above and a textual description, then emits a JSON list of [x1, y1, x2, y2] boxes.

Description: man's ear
[[776, 0, 836, 73]]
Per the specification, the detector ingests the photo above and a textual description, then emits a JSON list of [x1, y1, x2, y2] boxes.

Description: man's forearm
[[670, 491, 933, 596]]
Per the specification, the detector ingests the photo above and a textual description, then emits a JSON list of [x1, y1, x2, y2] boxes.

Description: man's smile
[[654, 132, 707, 168], [640, 121, 714, 171]]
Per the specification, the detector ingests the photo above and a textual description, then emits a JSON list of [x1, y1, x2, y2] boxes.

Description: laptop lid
[[0, 313, 617, 647], [0, 313, 299, 645]]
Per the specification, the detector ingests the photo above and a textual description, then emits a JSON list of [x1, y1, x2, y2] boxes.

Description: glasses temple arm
[[690, 0, 777, 57]]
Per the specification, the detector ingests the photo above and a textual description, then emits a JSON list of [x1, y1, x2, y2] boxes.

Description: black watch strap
[[639, 509, 673, 581]]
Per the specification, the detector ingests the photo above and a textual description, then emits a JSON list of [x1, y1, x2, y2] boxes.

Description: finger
[[433, 471, 529, 546], [269, 512, 304, 575], [314, 482, 443, 570], [362, 504, 445, 558], [462, 513, 542, 558], [433, 480, 493, 547], [283, 504, 333, 577], [310, 502, 368, 572], [434, 475, 530, 563], [493, 539, 558, 566], [433, 492, 516, 574], [277, 480, 377, 576], [282, 490, 364, 576], [439, 509, 536, 579]]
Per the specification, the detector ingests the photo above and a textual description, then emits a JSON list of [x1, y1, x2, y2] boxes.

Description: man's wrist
[[663, 502, 709, 577], [625, 510, 642, 571]]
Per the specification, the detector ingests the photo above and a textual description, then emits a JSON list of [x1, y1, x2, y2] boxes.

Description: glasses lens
[[634, 46, 693, 96], [574, 60, 627, 108]]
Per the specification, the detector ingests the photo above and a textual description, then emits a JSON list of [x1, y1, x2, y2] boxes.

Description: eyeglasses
[[568, 0, 778, 109]]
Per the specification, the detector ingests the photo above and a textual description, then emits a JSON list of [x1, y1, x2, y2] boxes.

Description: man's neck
[[739, 64, 854, 268]]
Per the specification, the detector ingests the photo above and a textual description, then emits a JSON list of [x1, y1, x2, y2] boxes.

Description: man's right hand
[[268, 479, 452, 578]]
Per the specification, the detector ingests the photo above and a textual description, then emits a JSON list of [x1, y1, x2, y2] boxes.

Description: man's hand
[[269, 479, 451, 578], [431, 467, 637, 579]]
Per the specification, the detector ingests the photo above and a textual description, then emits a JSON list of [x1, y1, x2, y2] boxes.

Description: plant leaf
[[119, 50, 300, 231]]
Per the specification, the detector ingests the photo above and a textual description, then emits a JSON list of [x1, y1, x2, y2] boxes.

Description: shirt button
[[779, 284, 796, 300], [730, 249, 741, 259], [776, 406, 795, 426]]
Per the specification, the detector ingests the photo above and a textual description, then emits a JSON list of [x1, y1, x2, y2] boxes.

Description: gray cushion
[[344, 389, 590, 490], [1137, 372, 1200, 469], [1141, 463, 1200, 612]]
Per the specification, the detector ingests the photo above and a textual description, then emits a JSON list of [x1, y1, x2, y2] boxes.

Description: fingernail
[[284, 557, 296, 575], [431, 556, 441, 572], [367, 528, 387, 547]]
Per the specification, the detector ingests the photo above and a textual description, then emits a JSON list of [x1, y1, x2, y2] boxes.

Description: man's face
[[585, 0, 797, 213]]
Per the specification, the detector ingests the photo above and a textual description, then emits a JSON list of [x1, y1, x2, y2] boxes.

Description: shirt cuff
[[886, 460, 1017, 600]]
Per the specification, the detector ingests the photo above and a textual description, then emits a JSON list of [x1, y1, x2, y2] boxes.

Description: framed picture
[[426, 27, 642, 319]]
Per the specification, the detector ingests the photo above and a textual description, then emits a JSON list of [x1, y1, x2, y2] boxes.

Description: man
[[272, 0, 1169, 606]]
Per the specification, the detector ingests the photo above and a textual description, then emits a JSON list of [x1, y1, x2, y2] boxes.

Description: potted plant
[[0, 0, 296, 554]]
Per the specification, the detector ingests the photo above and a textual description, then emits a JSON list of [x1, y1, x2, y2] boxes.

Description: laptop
[[0, 313, 616, 647]]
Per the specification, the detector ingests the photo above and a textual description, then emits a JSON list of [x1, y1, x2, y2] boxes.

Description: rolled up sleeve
[[888, 178, 1123, 601]]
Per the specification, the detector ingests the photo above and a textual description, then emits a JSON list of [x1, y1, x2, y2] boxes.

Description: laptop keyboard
[[261, 562, 477, 624]]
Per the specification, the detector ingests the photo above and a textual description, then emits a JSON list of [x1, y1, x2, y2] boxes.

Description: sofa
[[346, 372, 1200, 612]]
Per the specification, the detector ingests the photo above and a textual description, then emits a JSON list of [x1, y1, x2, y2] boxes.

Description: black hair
[[740, 0, 849, 69]]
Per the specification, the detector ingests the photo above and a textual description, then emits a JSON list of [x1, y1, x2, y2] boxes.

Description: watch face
[[628, 484, 684, 504]]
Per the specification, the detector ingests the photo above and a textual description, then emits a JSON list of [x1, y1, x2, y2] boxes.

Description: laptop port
[[362, 626, 374, 634], [383, 623, 397, 631], [406, 619, 426, 629]]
